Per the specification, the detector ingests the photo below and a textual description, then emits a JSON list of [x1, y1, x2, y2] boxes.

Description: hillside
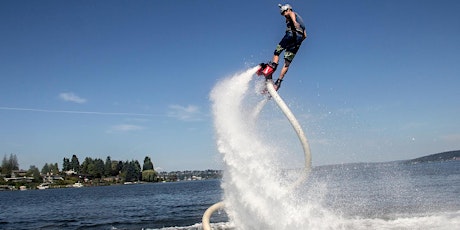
[[407, 150, 460, 163]]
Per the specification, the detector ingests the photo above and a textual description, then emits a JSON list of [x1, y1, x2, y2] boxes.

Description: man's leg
[[271, 60, 289, 91], [272, 55, 280, 65], [278, 60, 291, 81], [274, 43, 299, 90]]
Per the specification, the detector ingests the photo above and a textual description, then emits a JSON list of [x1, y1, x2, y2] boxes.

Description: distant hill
[[406, 150, 460, 163]]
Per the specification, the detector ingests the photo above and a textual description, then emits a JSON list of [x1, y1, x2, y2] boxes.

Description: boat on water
[[73, 182, 84, 188], [37, 183, 50, 190]]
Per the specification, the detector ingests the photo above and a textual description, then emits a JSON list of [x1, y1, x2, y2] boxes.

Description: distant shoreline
[[405, 150, 460, 164], [2, 150, 458, 192]]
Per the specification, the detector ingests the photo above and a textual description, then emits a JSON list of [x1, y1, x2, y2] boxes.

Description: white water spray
[[208, 67, 339, 229]]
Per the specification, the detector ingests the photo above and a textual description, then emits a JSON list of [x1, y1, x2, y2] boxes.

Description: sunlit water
[[0, 180, 225, 230]]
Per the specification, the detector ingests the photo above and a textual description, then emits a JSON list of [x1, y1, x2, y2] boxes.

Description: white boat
[[37, 183, 49, 190], [73, 182, 84, 188]]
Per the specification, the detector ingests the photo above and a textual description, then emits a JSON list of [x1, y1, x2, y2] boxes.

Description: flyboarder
[[257, 3, 307, 91]]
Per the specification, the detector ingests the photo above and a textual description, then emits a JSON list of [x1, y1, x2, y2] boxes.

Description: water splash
[[209, 67, 339, 229]]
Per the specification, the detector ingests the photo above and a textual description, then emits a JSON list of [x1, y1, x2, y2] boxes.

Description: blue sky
[[1, 0, 459, 171]]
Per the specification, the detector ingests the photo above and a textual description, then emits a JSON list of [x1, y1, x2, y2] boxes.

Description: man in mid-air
[[257, 3, 307, 91]]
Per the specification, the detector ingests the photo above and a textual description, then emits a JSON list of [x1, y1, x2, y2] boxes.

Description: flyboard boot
[[256, 61, 278, 79], [257, 62, 283, 93]]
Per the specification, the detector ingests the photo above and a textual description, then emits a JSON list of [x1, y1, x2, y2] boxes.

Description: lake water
[[0, 179, 224, 230], [0, 160, 459, 230]]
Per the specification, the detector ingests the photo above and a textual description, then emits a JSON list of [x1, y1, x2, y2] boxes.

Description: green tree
[[93, 158, 105, 178], [70, 154, 80, 173], [41, 163, 59, 175], [81, 157, 106, 178], [27, 165, 41, 182], [134, 160, 141, 176], [142, 169, 157, 182], [63, 157, 71, 171], [1, 153, 19, 176], [1, 155, 7, 175], [110, 160, 119, 176], [80, 157, 93, 175], [122, 160, 141, 182], [87, 163, 96, 177], [71, 154, 80, 173], [142, 156, 154, 171], [104, 156, 112, 177], [41, 163, 50, 175], [120, 161, 129, 181], [116, 161, 124, 173], [52, 163, 59, 174]]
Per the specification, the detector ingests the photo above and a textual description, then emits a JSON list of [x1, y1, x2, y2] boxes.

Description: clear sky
[[1, 0, 459, 171]]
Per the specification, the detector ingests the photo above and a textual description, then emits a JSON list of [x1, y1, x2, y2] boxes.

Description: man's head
[[278, 3, 292, 15]]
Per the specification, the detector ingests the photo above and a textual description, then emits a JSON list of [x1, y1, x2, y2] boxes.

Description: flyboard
[[202, 64, 312, 230]]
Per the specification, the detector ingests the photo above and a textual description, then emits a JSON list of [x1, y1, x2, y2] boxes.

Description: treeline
[[1, 154, 222, 190], [1, 153, 158, 183], [60, 154, 157, 182]]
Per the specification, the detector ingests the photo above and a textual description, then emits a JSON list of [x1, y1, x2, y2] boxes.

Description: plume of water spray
[[210, 67, 342, 229]]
